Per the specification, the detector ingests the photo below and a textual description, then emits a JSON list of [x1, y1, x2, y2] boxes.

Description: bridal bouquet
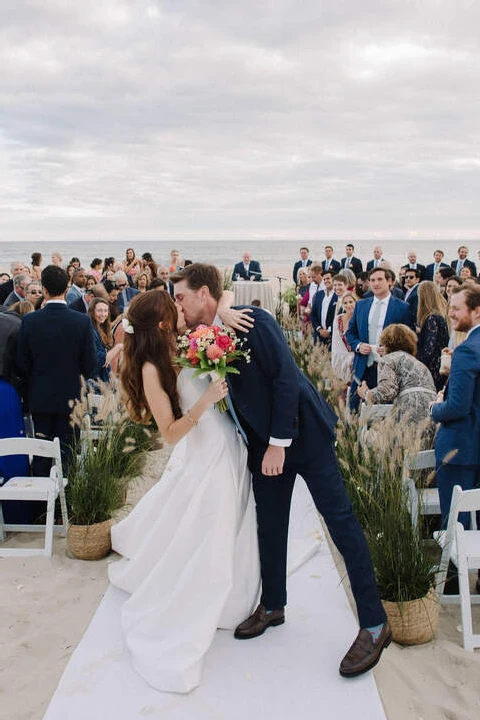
[[176, 324, 251, 411]]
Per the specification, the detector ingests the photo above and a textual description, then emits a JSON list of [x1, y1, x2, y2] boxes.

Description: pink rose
[[206, 344, 224, 361]]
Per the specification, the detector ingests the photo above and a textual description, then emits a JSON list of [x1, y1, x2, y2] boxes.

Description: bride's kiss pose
[[108, 289, 261, 693]]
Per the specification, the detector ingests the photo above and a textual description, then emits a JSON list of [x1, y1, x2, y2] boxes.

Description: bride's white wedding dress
[[108, 369, 261, 693], [109, 368, 323, 695]]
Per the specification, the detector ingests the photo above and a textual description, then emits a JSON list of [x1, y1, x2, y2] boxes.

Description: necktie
[[345, 258, 350, 268], [367, 301, 383, 366], [457, 260, 463, 273]]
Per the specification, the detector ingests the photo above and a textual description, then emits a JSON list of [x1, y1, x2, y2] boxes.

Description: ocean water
[[0, 238, 477, 281]]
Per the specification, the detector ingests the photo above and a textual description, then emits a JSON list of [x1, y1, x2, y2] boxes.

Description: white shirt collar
[[45, 299, 67, 305], [372, 293, 391, 304], [466, 324, 480, 339]]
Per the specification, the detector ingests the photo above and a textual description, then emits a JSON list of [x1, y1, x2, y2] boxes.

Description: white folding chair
[[402, 450, 440, 527], [80, 392, 105, 447], [434, 485, 480, 650], [0, 437, 68, 557]]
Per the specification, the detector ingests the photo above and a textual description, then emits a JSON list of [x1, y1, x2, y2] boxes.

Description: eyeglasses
[[117, 283, 127, 288], [28, 290, 42, 295], [405, 275, 416, 280]]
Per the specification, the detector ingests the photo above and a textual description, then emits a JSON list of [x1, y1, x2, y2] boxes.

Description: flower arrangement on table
[[176, 324, 251, 411]]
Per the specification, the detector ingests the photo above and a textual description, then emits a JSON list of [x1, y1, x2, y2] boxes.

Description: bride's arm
[[217, 290, 254, 332], [142, 362, 227, 445]]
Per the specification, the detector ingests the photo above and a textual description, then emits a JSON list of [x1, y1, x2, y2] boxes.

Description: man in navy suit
[[366, 245, 385, 272], [232, 252, 262, 281], [113, 270, 140, 312], [340, 243, 363, 277], [451, 245, 477, 278], [400, 251, 426, 282], [173, 264, 391, 679], [403, 268, 421, 325], [424, 249, 449, 281], [16, 265, 96, 472], [321, 245, 341, 274], [431, 285, 480, 532], [310, 271, 337, 346], [292, 247, 312, 283], [346, 267, 413, 411]]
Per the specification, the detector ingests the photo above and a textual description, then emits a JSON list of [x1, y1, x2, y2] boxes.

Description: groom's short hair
[[170, 263, 223, 301]]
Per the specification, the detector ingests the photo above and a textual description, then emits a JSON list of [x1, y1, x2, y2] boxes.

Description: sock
[[366, 623, 384, 642]]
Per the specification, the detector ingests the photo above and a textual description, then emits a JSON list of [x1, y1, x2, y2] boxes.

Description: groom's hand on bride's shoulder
[[262, 445, 285, 476]]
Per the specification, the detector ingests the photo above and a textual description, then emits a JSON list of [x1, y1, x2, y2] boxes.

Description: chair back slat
[[0, 437, 61, 460]]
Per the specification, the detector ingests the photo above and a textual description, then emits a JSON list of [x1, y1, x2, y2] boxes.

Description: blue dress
[[0, 378, 30, 523]]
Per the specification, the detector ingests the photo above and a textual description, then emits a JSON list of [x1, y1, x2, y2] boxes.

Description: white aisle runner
[[43, 541, 386, 720]]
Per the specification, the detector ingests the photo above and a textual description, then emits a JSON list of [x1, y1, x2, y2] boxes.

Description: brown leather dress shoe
[[339, 621, 392, 678], [234, 603, 285, 639]]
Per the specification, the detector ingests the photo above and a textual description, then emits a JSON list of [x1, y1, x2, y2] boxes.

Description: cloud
[[0, 0, 479, 240]]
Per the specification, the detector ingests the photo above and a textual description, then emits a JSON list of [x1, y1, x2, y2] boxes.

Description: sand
[[2, 443, 479, 720]]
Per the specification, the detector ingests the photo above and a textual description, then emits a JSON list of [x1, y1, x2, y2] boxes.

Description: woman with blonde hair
[[331, 291, 357, 383], [108, 290, 261, 693], [416, 280, 449, 390]]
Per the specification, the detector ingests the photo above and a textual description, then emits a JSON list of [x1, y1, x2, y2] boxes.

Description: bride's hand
[[204, 378, 229, 404], [218, 307, 254, 332]]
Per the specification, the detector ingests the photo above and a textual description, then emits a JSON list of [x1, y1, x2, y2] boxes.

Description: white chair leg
[[0, 502, 5, 542], [457, 529, 474, 650], [44, 491, 55, 556]]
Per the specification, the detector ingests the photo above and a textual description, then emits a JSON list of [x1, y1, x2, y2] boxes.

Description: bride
[[108, 289, 261, 694]]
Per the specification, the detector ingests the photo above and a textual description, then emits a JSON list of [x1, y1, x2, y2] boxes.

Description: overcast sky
[[1, 0, 479, 242]]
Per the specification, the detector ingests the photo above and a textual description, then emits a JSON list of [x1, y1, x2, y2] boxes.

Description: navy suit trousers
[[248, 438, 386, 628]]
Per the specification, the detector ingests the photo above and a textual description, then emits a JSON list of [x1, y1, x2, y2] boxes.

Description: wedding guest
[[51, 252, 63, 267], [299, 264, 323, 328], [142, 252, 158, 279], [232, 252, 262, 281], [292, 247, 312, 283], [123, 248, 141, 279], [113, 270, 140, 312], [400, 251, 426, 282], [445, 275, 462, 299], [340, 244, 363, 277], [416, 281, 449, 390], [331, 292, 357, 383], [425, 250, 449, 281], [158, 265, 175, 297], [85, 274, 97, 291], [66, 267, 87, 305], [366, 246, 385, 271], [149, 278, 168, 292], [30, 252, 42, 281], [338, 267, 356, 291], [8, 300, 35, 317], [0, 272, 10, 284], [0, 262, 24, 305], [135, 271, 150, 293], [310, 271, 338, 346], [437, 266, 455, 296], [321, 245, 341, 274], [3, 274, 30, 308], [355, 271, 370, 298], [88, 298, 123, 384], [103, 257, 116, 278], [104, 280, 121, 321], [460, 265, 475, 282], [295, 267, 310, 300], [168, 249, 183, 273], [450, 245, 477, 277], [69, 257, 81, 269], [66, 264, 75, 289], [90, 257, 103, 281], [357, 323, 436, 432]]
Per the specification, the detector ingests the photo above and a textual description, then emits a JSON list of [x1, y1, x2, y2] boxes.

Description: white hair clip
[[122, 317, 135, 334]]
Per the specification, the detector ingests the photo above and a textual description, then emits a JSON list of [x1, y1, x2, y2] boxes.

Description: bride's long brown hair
[[120, 291, 182, 423]]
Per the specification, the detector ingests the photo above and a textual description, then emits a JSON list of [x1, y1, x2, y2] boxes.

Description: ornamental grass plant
[[284, 329, 437, 604], [67, 378, 154, 525]]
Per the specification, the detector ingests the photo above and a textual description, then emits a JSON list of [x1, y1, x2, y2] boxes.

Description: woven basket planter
[[382, 587, 439, 645], [67, 520, 112, 561]]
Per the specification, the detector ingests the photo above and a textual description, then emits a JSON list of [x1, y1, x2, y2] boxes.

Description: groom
[[172, 263, 391, 678]]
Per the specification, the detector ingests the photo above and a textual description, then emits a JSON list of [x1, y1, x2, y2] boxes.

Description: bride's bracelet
[[185, 409, 198, 426]]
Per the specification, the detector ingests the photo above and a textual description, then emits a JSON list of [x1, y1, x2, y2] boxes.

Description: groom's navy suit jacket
[[228, 307, 337, 454]]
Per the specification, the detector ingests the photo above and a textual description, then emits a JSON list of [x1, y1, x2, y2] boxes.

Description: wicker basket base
[[382, 588, 439, 645], [67, 520, 112, 561]]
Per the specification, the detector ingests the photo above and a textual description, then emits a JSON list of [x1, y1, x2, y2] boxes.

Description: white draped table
[[233, 280, 276, 314]]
